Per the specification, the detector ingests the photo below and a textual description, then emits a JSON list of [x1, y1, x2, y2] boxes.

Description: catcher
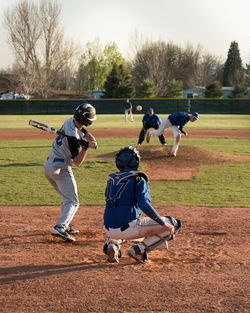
[[44, 103, 97, 242], [103, 146, 182, 264]]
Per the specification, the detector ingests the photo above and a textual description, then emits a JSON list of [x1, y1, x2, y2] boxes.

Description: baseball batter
[[103, 146, 182, 263], [44, 103, 97, 242], [147, 112, 199, 156]]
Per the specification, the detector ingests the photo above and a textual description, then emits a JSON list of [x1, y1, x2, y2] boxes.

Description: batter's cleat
[[127, 245, 149, 264], [67, 225, 79, 234], [51, 226, 75, 242], [107, 242, 121, 263]]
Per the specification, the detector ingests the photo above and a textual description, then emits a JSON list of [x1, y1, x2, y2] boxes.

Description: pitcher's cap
[[192, 112, 199, 119]]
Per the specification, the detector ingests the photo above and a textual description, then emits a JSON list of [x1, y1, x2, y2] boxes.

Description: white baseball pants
[[124, 108, 133, 122], [148, 117, 181, 155], [104, 216, 173, 253], [44, 160, 79, 229]]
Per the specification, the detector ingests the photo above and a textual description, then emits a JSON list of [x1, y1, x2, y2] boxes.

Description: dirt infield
[[0, 128, 249, 312], [0, 205, 249, 313], [0, 128, 250, 140], [98, 145, 250, 180]]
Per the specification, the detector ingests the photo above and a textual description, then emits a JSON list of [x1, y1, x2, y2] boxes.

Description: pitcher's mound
[[98, 145, 250, 180]]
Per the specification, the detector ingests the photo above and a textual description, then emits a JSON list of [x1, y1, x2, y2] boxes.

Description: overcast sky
[[0, 0, 249, 69]]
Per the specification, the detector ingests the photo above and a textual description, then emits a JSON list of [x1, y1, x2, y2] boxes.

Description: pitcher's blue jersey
[[168, 112, 190, 127], [104, 170, 164, 228]]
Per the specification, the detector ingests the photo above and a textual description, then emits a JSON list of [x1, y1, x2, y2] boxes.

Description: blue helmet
[[115, 146, 140, 171]]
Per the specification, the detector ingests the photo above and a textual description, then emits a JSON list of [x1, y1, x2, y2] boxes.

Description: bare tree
[[3, 0, 79, 97], [132, 40, 199, 95], [132, 40, 175, 96], [131, 37, 224, 96], [193, 52, 224, 87]]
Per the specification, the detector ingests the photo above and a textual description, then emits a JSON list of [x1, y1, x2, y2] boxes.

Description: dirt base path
[[0, 128, 250, 140], [0, 205, 249, 313]]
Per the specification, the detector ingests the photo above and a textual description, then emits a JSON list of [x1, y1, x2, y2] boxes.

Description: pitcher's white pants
[[148, 117, 181, 155], [104, 216, 173, 253]]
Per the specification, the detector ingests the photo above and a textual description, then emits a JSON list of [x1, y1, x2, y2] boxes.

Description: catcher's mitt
[[166, 216, 182, 241]]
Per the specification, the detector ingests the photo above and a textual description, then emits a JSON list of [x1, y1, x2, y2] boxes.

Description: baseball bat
[[28, 119, 97, 149], [29, 119, 70, 138]]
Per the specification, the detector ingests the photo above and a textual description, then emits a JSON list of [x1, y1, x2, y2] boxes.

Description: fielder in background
[[147, 112, 199, 157], [44, 103, 97, 242], [103, 146, 181, 264], [137, 107, 166, 146], [124, 98, 133, 122]]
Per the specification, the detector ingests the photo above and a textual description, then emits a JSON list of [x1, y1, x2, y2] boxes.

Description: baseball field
[[0, 114, 250, 313]]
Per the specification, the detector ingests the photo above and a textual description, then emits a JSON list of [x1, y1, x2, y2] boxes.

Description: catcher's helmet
[[73, 103, 97, 126], [115, 146, 140, 171]]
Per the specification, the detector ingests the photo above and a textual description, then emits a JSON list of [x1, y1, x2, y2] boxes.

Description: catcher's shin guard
[[141, 217, 182, 253]]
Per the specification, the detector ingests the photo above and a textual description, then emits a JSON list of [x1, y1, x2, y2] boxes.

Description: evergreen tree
[[245, 63, 250, 86], [222, 41, 244, 86], [205, 81, 223, 98], [231, 85, 248, 98], [139, 78, 156, 97], [164, 79, 183, 98], [102, 63, 135, 98]]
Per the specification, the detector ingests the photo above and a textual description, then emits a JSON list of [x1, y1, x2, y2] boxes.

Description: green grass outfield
[[1, 114, 250, 129], [0, 134, 250, 206]]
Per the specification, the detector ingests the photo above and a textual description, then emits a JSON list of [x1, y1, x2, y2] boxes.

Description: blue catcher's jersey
[[143, 113, 161, 128], [168, 112, 190, 127], [104, 171, 151, 228]]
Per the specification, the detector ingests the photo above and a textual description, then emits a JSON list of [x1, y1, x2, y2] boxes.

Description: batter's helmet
[[115, 146, 140, 171], [74, 103, 97, 126]]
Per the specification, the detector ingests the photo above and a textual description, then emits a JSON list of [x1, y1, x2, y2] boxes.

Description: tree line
[[1, 0, 249, 99]]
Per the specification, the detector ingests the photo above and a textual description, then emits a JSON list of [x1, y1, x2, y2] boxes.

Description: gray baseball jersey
[[48, 117, 85, 166]]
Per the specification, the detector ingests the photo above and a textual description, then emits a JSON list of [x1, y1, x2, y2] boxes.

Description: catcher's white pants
[[44, 160, 79, 229], [104, 216, 173, 253], [148, 117, 181, 155]]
